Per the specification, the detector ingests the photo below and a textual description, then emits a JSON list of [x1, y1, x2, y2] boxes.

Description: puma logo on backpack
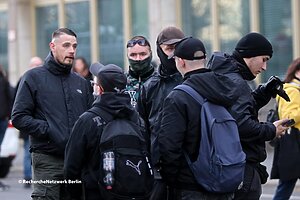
[[174, 84, 246, 193]]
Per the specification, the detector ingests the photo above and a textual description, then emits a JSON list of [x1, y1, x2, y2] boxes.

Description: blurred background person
[[126, 35, 155, 107], [0, 64, 13, 191], [271, 58, 300, 200], [73, 56, 93, 93]]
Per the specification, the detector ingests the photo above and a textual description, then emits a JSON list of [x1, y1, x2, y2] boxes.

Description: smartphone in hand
[[281, 119, 295, 127]]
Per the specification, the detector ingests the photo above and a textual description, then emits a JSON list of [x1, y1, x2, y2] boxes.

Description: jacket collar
[[232, 51, 256, 81], [44, 52, 72, 75], [128, 66, 154, 81]]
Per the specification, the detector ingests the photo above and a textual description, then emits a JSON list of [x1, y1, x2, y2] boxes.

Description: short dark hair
[[52, 28, 77, 40]]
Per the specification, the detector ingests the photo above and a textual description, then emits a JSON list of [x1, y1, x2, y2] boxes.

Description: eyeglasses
[[90, 80, 99, 87], [127, 39, 149, 48]]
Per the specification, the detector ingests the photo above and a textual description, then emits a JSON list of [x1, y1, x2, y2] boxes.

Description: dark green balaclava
[[128, 54, 153, 77]]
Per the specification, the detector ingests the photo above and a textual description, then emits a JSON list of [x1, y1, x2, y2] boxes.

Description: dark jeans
[[31, 152, 68, 200], [23, 138, 32, 179], [273, 179, 298, 200], [170, 188, 234, 200], [234, 164, 262, 200]]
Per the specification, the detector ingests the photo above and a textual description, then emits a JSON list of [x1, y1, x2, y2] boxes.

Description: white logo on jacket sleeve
[[76, 89, 82, 94]]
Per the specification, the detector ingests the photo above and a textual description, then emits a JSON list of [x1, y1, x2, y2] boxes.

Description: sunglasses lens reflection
[[127, 39, 147, 47]]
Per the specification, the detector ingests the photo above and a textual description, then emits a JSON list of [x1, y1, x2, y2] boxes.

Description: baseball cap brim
[[90, 62, 105, 76], [161, 38, 183, 45]]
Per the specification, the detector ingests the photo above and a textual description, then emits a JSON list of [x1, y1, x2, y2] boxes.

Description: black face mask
[[157, 45, 178, 75], [128, 54, 153, 76]]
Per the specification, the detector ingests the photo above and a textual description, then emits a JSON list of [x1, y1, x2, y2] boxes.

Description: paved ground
[[1, 140, 300, 200], [0, 139, 32, 199]]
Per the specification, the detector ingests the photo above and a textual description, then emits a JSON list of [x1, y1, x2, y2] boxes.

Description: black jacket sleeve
[[158, 93, 187, 183], [229, 79, 276, 143], [136, 85, 151, 137], [64, 115, 89, 199], [11, 74, 49, 138]]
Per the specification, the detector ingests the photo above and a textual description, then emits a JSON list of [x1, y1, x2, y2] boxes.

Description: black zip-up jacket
[[136, 65, 182, 166], [158, 68, 240, 191], [64, 93, 139, 199], [11, 53, 93, 157], [208, 52, 276, 164]]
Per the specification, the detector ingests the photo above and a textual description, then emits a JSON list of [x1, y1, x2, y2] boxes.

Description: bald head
[[29, 57, 43, 68]]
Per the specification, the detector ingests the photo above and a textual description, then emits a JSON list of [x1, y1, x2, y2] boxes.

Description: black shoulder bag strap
[[88, 107, 114, 123], [86, 106, 114, 186]]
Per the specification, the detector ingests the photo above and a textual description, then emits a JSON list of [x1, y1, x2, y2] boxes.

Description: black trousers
[[150, 179, 168, 200]]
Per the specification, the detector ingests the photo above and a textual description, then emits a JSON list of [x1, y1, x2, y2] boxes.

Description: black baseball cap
[[169, 37, 206, 60], [89, 62, 127, 93], [90, 62, 104, 76]]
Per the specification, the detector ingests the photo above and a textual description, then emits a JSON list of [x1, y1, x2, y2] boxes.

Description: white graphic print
[[126, 160, 142, 175], [127, 91, 137, 107]]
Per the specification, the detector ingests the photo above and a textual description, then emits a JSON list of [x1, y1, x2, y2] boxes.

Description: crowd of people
[[0, 26, 298, 200]]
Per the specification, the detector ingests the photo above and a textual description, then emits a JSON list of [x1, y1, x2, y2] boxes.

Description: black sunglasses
[[127, 39, 149, 48]]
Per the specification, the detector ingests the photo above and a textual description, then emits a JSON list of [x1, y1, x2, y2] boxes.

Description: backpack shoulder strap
[[86, 107, 114, 184], [174, 84, 205, 166], [88, 107, 114, 123], [174, 84, 205, 105]]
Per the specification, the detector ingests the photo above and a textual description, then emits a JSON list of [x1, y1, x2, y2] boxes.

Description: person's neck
[[183, 67, 210, 80]]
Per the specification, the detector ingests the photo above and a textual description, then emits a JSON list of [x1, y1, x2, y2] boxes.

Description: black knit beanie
[[235, 32, 273, 58]]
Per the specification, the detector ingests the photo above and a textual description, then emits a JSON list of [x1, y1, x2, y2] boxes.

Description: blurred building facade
[[0, 0, 299, 85]]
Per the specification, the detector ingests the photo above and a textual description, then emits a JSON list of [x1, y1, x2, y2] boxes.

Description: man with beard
[[136, 26, 184, 200], [126, 35, 155, 108], [12, 28, 93, 200]]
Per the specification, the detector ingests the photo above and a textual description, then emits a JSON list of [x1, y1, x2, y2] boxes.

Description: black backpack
[[89, 107, 154, 200]]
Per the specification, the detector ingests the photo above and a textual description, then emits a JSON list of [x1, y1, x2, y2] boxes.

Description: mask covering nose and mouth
[[157, 45, 178, 75], [128, 54, 153, 76]]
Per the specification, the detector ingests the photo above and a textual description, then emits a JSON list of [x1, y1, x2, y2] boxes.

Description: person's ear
[[99, 85, 104, 95], [49, 42, 55, 51], [178, 57, 185, 67]]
